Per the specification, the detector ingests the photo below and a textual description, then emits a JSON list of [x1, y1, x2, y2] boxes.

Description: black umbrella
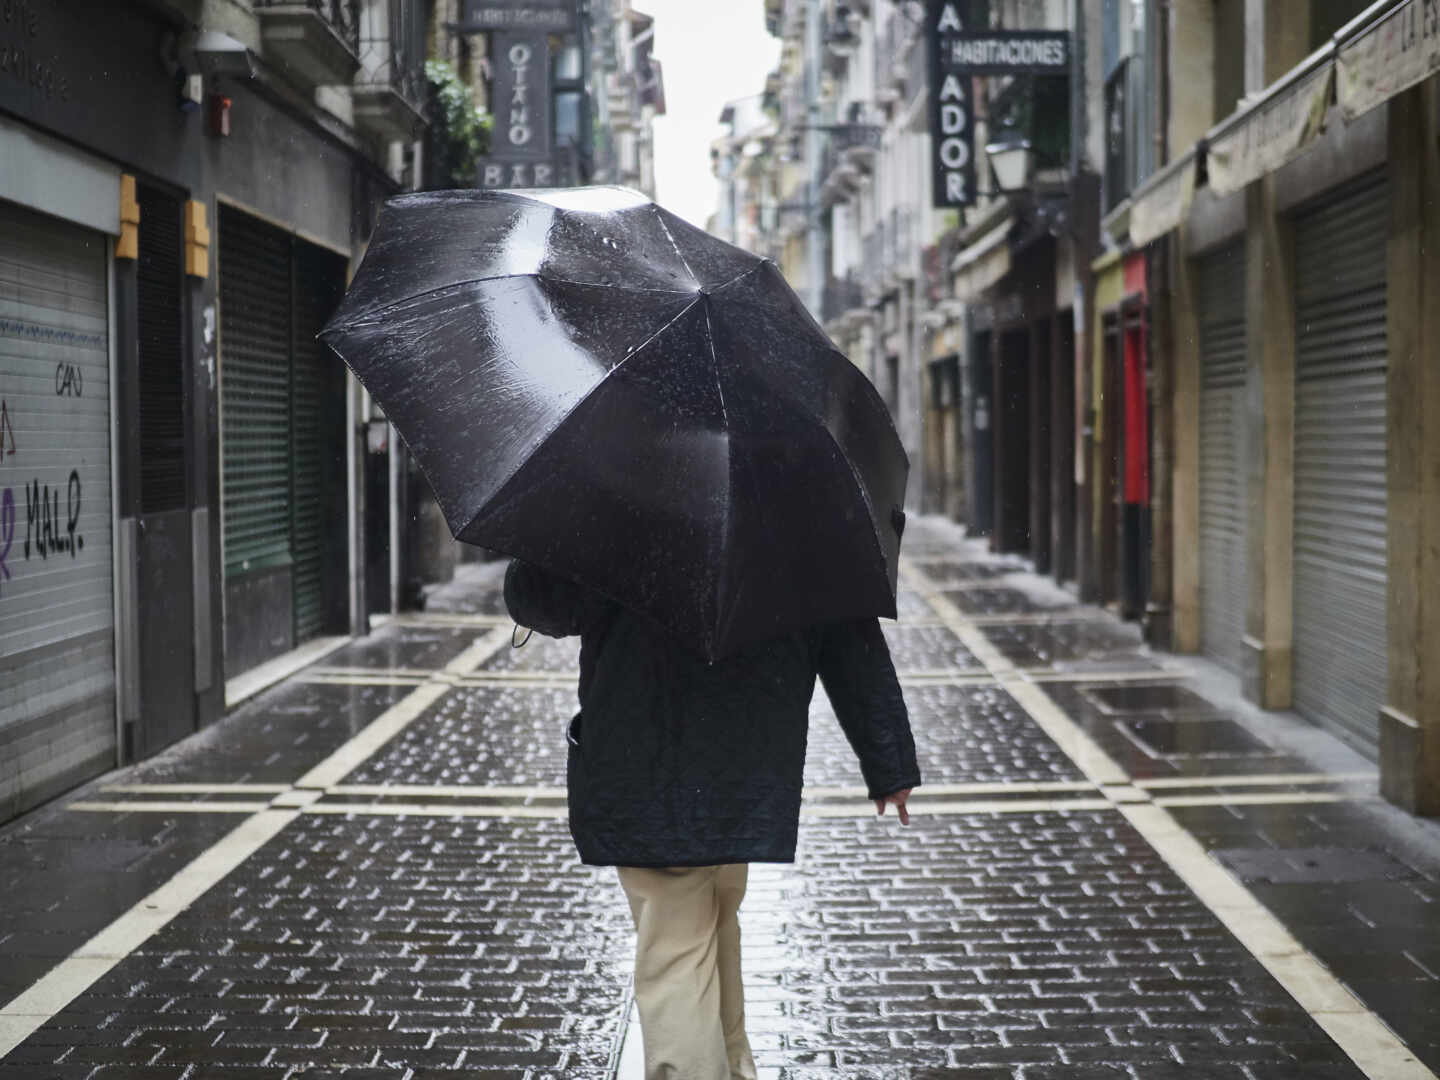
[[320, 186, 907, 661]]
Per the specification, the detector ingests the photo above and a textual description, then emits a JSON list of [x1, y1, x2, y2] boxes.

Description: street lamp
[[985, 138, 1035, 195]]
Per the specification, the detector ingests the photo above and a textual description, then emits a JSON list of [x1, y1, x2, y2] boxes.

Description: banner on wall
[[1205, 62, 1334, 198], [1337, 0, 1440, 120]]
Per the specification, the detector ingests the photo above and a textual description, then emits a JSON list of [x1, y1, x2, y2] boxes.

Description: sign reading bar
[[927, 0, 985, 208], [459, 0, 575, 32], [477, 157, 559, 189], [489, 31, 551, 162], [1337, 0, 1440, 121], [944, 31, 1070, 74]]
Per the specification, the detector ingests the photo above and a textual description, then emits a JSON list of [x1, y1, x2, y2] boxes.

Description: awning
[[1337, 0, 1440, 120], [1205, 57, 1334, 198], [1128, 149, 1197, 248], [950, 217, 1013, 302]]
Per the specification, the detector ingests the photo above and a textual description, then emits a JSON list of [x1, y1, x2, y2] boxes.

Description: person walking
[[505, 558, 920, 1080]]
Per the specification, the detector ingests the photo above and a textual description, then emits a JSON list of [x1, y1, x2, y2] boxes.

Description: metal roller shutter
[[0, 199, 115, 819], [1196, 241, 1247, 672], [1292, 171, 1388, 754], [220, 207, 293, 578], [290, 244, 343, 643], [137, 186, 186, 514]]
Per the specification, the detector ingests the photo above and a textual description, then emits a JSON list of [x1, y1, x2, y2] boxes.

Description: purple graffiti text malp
[[0, 487, 14, 584]]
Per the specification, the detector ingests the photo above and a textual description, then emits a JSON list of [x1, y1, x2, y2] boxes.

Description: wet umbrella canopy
[[321, 186, 908, 661]]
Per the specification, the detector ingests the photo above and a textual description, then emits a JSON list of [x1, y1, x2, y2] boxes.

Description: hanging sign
[[488, 31, 551, 162], [1337, 0, 1440, 121], [927, 1, 986, 207], [458, 0, 576, 32], [942, 31, 1070, 74], [476, 157, 559, 189]]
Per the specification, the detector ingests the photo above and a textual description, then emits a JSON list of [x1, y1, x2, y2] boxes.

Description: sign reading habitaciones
[[458, 0, 576, 31], [926, 1, 1071, 208]]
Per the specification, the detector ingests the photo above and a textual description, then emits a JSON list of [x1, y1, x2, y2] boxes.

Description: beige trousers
[[616, 863, 758, 1080]]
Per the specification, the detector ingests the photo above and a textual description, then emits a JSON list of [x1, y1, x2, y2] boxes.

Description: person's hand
[[875, 788, 912, 825]]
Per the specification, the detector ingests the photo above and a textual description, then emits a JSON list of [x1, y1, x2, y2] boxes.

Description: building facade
[[720, 0, 1440, 817], [0, 0, 428, 824]]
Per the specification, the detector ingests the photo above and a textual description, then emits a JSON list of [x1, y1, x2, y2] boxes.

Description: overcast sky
[[642, 1, 782, 229]]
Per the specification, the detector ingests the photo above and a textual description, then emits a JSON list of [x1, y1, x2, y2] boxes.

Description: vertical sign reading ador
[[481, 30, 553, 188], [927, 1, 983, 208]]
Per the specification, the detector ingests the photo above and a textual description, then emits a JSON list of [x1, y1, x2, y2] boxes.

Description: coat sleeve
[[816, 618, 921, 801], [503, 560, 607, 639]]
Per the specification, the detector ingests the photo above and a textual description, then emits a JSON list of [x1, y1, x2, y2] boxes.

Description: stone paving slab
[[744, 812, 1362, 1079], [131, 683, 418, 786], [943, 587, 1080, 617], [342, 685, 575, 789], [806, 684, 1084, 789], [1035, 681, 1314, 781], [6, 514, 1440, 1080], [977, 621, 1156, 672], [321, 625, 488, 673], [1168, 800, 1440, 1072], [3, 814, 631, 1079], [0, 810, 248, 1006]]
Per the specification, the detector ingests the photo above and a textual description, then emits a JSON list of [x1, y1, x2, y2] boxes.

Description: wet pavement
[[2, 516, 1438, 1079]]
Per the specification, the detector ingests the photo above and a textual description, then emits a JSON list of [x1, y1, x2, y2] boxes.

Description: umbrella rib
[[709, 262, 768, 295], [651, 205, 699, 287]]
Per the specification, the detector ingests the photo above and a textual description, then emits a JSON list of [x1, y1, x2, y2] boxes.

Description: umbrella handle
[[511, 624, 534, 648]]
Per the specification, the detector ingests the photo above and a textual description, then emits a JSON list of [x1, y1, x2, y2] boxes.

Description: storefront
[[0, 128, 121, 820], [1193, 240, 1247, 673], [0, 0, 399, 822], [217, 205, 351, 676], [1289, 170, 1390, 753]]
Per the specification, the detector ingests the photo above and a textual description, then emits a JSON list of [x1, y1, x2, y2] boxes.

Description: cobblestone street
[[2, 517, 1438, 1079]]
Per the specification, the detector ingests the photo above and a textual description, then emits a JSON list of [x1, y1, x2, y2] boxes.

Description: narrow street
[[1, 516, 1435, 1079]]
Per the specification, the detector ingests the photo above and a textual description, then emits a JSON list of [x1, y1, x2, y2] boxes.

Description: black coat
[[504, 560, 920, 867]]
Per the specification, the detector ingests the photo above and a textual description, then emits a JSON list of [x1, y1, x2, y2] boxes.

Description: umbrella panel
[[320, 275, 697, 536]]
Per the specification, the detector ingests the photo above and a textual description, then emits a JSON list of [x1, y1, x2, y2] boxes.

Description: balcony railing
[[352, 0, 427, 140], [255, 0, 361, 55], [356, 0, 426, 108]]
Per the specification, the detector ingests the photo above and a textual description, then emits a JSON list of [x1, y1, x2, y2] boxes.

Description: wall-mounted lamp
[[985, 138, 1035, 195]]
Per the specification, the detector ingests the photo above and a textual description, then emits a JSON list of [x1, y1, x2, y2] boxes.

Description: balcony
[[352, 0, 427, 141], [256, 0, 361, 89], [821, 273, 866, 325], [1103, 55, 1147, 212], [818, 123, 880, 208]]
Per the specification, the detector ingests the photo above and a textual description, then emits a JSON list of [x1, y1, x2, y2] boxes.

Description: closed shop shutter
[[0, 199, 115, 819], [137, 186, 186, 514], [290, 243, 344, 643], [1292, 171, 1388, 754], [1195, 241, 1247, 672], [219, 207, 292, 578]]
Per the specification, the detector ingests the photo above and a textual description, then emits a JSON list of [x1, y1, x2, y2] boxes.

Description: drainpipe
[[806, 0, 824, 315]]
